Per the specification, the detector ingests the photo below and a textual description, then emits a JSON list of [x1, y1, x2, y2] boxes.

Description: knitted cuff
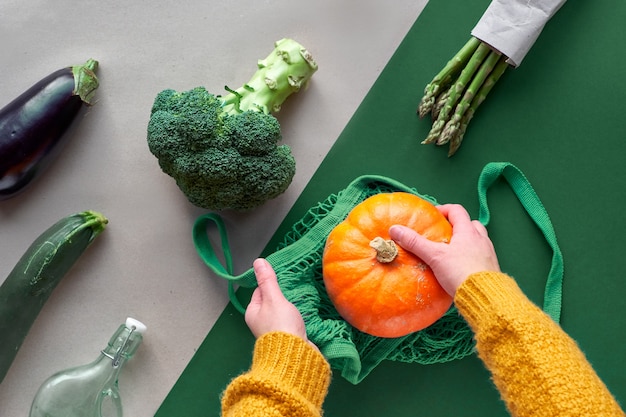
[[454, 271, 539, 331], [250, 332, 331, 409]]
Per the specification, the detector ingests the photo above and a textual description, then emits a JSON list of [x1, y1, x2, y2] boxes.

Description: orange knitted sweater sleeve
[[455, 271, 624, 417], [221, 332, 332, 417]]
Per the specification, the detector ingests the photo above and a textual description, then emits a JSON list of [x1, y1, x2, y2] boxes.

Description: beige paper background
[[0, 1, 428, 415]]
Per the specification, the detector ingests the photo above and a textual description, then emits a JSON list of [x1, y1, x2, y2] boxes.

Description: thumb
[[252, 258, 282, 303], [389, 225, 439, 263]]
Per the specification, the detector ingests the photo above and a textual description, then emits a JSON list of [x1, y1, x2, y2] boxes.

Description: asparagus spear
[[440, 50, 502, 145], [447, 55, 509, 156], [431, 85, 451, 121], [417, 37, 510, 155], [418, 37, 480, 117], [423, 42, 491, 145]]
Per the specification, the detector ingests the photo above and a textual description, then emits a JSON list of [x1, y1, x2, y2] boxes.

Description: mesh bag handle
[[477, 162, 564, 322], [192, 162, 564, 383]]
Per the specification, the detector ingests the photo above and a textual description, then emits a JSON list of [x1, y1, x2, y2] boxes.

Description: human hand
[[389, 204, 500, 296], [245, 258, 317, 349]]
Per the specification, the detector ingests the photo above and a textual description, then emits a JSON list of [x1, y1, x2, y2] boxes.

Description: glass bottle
[[29, 317, 147, 417]]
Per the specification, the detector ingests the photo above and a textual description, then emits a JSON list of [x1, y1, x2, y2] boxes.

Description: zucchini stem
[[73, 210, 108, 243]]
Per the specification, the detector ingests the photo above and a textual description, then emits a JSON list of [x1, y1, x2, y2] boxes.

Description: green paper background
[[156, 0, 626, 415]]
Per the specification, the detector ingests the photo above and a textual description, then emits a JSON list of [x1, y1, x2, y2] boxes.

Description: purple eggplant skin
[[0, 59, 99, 200]]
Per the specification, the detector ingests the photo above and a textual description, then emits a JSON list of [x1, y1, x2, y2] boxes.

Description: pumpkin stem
[[369, 237, 398, 263]]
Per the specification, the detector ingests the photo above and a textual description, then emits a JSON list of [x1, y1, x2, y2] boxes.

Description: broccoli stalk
[[221, 38, 317, 115], [147, 38, 318, 211]]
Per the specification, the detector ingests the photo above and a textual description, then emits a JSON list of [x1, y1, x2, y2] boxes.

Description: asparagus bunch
[[418, 37, 510, 156]]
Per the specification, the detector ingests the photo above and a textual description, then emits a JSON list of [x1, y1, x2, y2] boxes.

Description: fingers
[[390, 204, 470, 251], [437, 204, 472, 227], [389, 225, 438, 262], [390, 204, 488, 260], [471, 220, 489, 237], [435, 204, 465, 218], [252, 258, 282, 303], [247, 258, 311, 342], [438, 204, 489, 237]]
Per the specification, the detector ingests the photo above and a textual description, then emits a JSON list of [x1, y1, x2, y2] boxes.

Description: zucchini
[[0, 210, 108, 383], [0, 59, 99, 200]]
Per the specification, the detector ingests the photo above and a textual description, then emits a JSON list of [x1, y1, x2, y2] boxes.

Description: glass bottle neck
[[101, 322, 143, 369]]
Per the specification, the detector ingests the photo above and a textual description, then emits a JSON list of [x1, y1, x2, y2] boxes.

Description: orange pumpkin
[[322, 192, 453, 338]]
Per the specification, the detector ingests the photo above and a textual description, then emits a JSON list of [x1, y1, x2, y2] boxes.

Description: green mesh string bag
[[193, 162, 564, 384]]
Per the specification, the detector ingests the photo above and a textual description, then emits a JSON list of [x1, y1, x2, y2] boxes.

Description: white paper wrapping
[[471, 0, 567, 67]]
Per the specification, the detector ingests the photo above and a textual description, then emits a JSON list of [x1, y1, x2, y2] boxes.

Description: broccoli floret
[[147, 38, 318, 211]]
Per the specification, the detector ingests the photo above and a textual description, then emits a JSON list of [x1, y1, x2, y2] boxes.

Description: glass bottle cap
[[125, 317, 147, 334]]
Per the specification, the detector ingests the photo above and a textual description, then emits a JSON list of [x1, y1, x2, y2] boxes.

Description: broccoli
[[147, 38, 318, 211]]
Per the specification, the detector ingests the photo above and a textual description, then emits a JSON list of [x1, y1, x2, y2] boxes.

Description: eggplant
[[0, 59, 99, 200]]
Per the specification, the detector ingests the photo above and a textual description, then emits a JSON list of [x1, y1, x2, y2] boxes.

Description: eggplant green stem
[[72, 58, 100, 105]]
